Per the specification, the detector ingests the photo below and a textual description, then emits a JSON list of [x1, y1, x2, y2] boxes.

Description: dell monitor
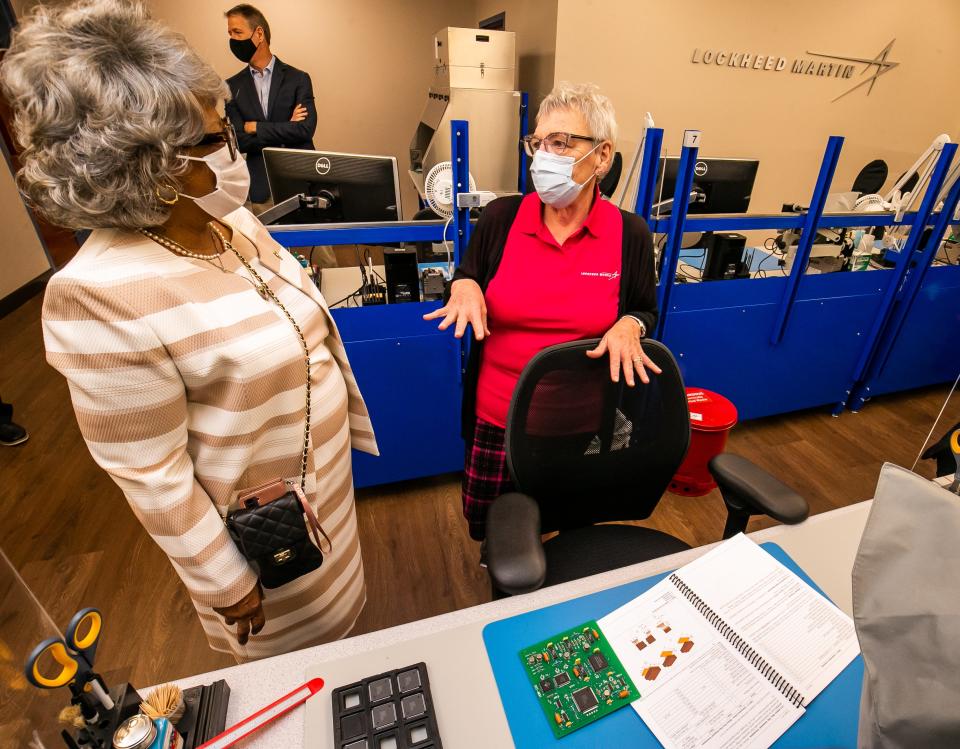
[[654, 156, 759, 215], [263, 148, 402, 225]]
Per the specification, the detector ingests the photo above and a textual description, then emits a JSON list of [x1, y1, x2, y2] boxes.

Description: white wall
[[555, 0, 960, 213], [0, 151, 50, 298]]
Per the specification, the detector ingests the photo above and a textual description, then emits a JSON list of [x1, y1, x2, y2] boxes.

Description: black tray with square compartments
[[331, 662, 442, 749]]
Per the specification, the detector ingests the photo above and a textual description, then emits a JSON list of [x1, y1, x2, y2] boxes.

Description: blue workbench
[[266, 122, 960, 487]]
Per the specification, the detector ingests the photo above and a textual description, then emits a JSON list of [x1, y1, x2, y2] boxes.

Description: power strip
[[456, 191, 503, 209]]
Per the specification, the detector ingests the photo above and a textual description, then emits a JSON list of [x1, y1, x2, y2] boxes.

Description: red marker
[[197, 678, 324, 749]]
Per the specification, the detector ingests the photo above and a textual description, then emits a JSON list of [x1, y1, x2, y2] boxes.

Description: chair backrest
[[851, 159, 888, 196], [505, 338, 690, 533], [896, 170, 920, 195], [599, 152, 623, 199]]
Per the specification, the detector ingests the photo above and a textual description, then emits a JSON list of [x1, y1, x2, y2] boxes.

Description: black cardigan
[[448, 194, 659, 440]]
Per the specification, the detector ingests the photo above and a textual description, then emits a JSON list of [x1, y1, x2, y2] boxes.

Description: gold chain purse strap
[[207, 225, 312, 491]]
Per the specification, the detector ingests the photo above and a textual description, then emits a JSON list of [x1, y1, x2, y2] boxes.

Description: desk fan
[[423, 160, 477, 219], [423, 161, 478, 272]]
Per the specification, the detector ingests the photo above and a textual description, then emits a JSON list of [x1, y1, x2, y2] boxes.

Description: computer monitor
[[263, 148, 402, 225], [655, 157, 759, 214]]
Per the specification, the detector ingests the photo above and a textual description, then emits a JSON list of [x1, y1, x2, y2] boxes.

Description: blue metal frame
[[770, 136, 843, 344], [519, 92, 529, 194], [269, 222, 446, 248], [451, 119, 473, 384], [261, 117, 960, 486], [633, 127, 664, 224], [845, 143, 958, 410], [648, 212, 922, 235], [654, 132, 699, 339], [261, 122, 473, 488], [451, 119, 471, 266], [633, 127, 959, 421], [849, 262, 960, 403], [875, 174, 960, 364]]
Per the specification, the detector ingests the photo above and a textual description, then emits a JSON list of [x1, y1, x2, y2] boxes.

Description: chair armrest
[[485, 492, 547, 595], [709, 453, 809, 528]]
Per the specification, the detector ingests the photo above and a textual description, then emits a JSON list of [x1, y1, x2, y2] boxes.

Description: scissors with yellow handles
[[25, 607, 115, 711]]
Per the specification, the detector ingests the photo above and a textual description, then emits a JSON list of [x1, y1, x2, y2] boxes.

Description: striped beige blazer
[[42, 207, 377, 660]]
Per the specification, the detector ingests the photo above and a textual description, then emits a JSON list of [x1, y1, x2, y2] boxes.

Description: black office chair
[[599, 152, 623, 199], [852, 159, 888, 196], [895, 170, 920, 196], [484, 339, 809, 596]]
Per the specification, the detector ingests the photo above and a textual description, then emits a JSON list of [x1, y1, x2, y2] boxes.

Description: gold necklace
[[139, 227, 226, 271]]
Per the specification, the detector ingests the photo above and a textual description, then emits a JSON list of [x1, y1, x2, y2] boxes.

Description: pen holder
[[61, 683, 142, 749]]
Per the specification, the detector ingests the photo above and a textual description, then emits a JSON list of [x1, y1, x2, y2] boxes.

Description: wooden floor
[[0, 291, 955, 701]]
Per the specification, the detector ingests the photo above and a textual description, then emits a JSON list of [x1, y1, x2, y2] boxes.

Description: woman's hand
[[422, 278, 490, 340], [586, 317, 662, 386], [213, 582, 265, 645]]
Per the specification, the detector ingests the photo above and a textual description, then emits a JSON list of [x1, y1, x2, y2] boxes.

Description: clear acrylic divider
[[0, 545, 71, 749]]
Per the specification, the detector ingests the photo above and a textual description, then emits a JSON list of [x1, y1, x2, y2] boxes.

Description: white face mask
[[178, 144, 250, 218], [530, 143, 602, 209]]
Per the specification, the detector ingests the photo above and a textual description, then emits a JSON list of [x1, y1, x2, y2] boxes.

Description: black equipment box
[[384, 248, 421, 304]]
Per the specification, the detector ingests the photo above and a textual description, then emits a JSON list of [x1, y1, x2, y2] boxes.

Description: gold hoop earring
[[156, 184, 179, 205]]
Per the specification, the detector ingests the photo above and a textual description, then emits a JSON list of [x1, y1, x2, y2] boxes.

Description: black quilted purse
[[226, 480, 331, 589], [218, 232, 331, 590]]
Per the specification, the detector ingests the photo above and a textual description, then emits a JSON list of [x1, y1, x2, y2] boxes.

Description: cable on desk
[[363, 248, 387, 285], [678, 249, 705, 281], [757, 238, 788, 277], [442, 216, 454, 273], [329, 286, 364, 309], [755, 251, 785, 278]]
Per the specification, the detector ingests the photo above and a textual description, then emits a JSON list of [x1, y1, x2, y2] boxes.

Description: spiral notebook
[[597, 534, 860, 749]]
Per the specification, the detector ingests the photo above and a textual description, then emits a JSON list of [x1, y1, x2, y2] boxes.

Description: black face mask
[[230, 36, 259, 63]]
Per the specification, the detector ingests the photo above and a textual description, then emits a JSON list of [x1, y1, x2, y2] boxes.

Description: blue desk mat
[[482, 543, 863, 748]]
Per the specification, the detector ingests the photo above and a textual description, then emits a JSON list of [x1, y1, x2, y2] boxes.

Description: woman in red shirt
[[425, 82, 661, 540]]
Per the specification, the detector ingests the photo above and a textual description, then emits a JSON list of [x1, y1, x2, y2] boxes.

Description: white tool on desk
[[198, 679, 324, 749]]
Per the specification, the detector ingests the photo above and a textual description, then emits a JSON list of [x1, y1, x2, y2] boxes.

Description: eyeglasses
[[521, 132, 596, 158], [192, 118, 238, 161]]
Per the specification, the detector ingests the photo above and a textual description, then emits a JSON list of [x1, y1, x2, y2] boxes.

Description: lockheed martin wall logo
[[806, 39, 899, 102], [690, 38, 900, 103]]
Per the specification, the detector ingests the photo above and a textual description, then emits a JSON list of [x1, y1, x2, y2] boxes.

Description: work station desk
[[170, 501, 872, 747]]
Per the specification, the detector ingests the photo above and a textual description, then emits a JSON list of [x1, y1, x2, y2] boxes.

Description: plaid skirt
[[462, 418, 516, 540]]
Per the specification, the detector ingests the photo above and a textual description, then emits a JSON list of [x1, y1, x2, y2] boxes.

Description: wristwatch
[[625, 315, 647, 338]]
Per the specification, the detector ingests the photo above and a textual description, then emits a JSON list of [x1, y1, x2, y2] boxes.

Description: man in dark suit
[[224, 4, 317, 209]]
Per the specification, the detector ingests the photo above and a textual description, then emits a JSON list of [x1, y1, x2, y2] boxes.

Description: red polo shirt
[[475, 190, 623, 428]]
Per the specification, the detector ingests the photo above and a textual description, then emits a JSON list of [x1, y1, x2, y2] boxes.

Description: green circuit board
[[519, 620, 640, 739]]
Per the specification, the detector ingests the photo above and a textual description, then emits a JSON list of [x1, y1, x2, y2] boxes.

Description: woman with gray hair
[[1, 0, 377, 660], [425, 82, 661, 541]]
